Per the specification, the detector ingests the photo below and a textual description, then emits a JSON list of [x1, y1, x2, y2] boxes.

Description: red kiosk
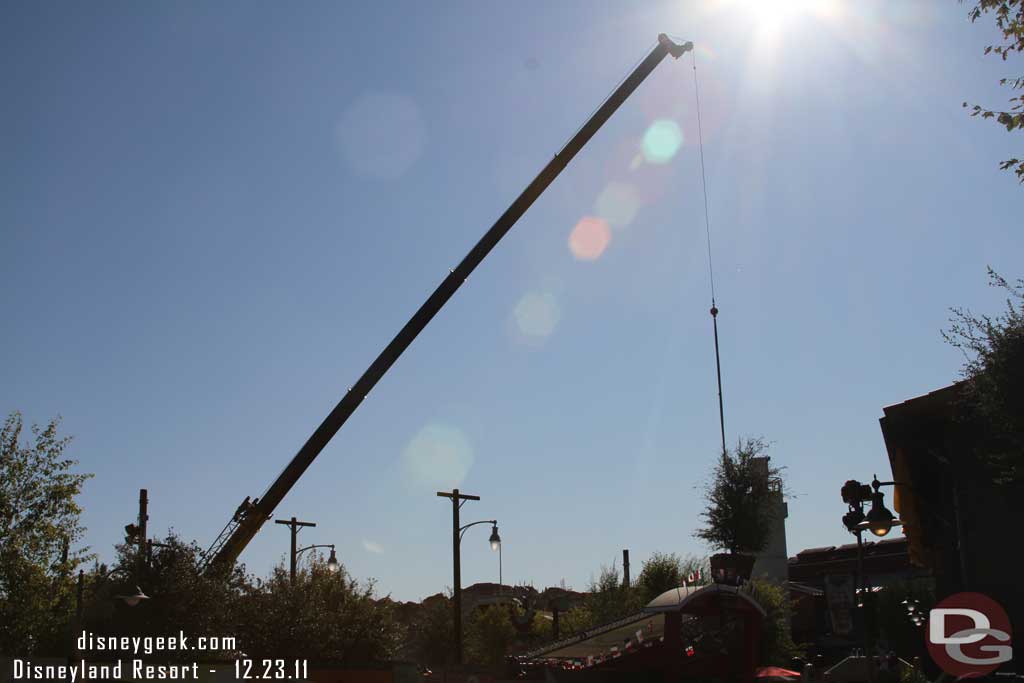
[[522, 583, 766, 682]]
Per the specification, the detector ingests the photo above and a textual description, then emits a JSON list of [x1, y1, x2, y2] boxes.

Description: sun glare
[[745, 0, 812, 24], [704, 0, 845, 75], [717, 0, 843, 32]]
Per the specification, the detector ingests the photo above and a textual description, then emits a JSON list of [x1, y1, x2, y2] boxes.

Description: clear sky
[[3, 1, 1021, 603]]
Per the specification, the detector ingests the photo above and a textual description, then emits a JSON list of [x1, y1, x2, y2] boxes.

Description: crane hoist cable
[[691, 49, 727, 457]]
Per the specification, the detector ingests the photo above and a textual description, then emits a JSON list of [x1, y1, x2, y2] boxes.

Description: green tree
[[635, 552, 710, 606], [79, 534, 247, 662], [464, 605, 516, 669], [0, 412, 92, 655], [695, 437, 782, 554], [528, 610, 553, 644], [635, 552, 682, 606], [559, 603, 596, 636], [585, 563, 640, 625], [943, 268, 1024, 486], [234, 553, 403, 663], [962, 1, 1024, 181], [745, 579, 803, 666], [407, 595, 454, 667], [870, 581, 935, 660]]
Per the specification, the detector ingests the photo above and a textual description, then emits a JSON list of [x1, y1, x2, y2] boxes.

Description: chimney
[[622, 549, 631, 589]]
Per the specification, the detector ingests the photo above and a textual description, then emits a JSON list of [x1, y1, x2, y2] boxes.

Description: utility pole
[[275, 517, 316, 585], [136, 489, 148, 582], [76, 570, 84, 621], [437, 488, 480, 666]]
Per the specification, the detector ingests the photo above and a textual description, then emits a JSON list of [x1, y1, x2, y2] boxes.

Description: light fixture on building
[[865, 490, 896, 537]]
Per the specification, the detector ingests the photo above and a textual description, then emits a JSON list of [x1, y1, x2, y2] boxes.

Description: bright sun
[[711, 0, 843, 58], [725, 0, 840, 29], [747, 0, 810, 21]]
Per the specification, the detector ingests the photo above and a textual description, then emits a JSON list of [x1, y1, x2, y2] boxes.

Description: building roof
[[785, 581, 824, 597], [788, 536, 927, 586], [520, 584, 768, 663], [518, 611, 662, 661], [643, 584, 766, 617], [878, 382, 964, 568]]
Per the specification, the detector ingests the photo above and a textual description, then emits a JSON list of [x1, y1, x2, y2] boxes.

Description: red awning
[[755, 666, 801, 680]]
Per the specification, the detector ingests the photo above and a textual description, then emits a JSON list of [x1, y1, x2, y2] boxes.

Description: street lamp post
[[841, 475, 903, 681], [297, 544, 339, 576], [275, 517, 338, 585], [74, 565, 148, 617], [436, 489, 502, 665]]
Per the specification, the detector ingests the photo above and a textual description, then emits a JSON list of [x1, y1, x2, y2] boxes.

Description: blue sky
[[3, 1, 1021, 602]]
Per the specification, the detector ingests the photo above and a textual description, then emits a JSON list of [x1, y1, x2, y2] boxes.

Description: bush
[[746, 579, 804, 666]]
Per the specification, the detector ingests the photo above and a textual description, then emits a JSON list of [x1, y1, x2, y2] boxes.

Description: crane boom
[[203, 34, 693, 571]]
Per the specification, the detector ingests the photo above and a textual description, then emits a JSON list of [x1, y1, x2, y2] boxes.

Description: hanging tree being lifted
[[201, 34, 694, 573]]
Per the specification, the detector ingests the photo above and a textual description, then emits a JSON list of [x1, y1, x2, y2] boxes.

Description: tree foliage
[[407, 595, 454, 667], [943, 268, 1024, 486], [962, 0, 1024, 182], [75, 540, 403, 665], [559, 603, 596, 636], [464, 605, 516, 668], [233, 553, 403, 663], [745, 579, 804, 666], [0, 412, 92, 655], [635, 552, 709, 606], [695, 437, 782, 554], [79, 534, 247, 662], [870, 581, 935, 660], [585, 563, 641, 625], [528, 610, 553, 644]]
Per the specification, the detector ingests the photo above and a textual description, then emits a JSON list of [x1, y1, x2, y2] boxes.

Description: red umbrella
[[755, 666, 801, 681]]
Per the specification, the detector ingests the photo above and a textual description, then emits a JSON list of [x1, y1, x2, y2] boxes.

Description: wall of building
[[751, 457, 789, 583]]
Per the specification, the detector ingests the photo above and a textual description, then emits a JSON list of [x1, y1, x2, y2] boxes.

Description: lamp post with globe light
[[296, 544, 340, 575], [841, 476, 902, 679], [437, 489, 502, 666], [275, 517, 339, 585]]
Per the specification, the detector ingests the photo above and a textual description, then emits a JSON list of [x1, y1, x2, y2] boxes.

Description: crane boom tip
[[658, 34, 694, 59]]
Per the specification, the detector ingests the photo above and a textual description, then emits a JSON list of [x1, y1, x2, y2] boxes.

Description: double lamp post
[[840, 474, 901, 671]]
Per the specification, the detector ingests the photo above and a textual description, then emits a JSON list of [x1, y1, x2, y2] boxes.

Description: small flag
[[636, 628, 645, 643]]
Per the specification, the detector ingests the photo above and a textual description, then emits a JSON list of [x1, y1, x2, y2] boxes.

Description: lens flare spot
[[336, 92, 426, 181], [642, 120, 684, 164], [694, 43, 716, 62], [401, 424, 474, 491], [362, 540, 384, 554], [514, 291, 560, 338], [569, 216, 611, 261], [595, 182, 640, 230]]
